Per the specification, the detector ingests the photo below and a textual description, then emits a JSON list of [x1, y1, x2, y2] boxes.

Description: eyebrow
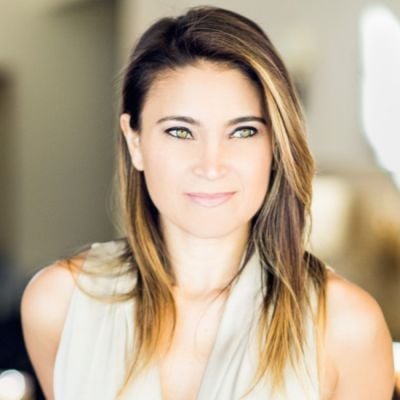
[[156, 115, 268, 127]]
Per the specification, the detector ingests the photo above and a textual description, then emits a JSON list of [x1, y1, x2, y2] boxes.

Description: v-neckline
[[153, 248, 263, 400]]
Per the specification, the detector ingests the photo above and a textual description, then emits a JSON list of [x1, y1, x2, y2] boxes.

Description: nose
[[192, 139, 229, 179]]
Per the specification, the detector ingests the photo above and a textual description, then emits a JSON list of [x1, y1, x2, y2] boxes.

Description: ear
[[120, 113, 144, 171]]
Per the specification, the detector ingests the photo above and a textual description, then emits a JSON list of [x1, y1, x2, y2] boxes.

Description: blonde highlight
[[64, 6, 328, 398]]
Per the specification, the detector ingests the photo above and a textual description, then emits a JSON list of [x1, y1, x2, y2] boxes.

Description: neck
[[162, 222, 250, 299]]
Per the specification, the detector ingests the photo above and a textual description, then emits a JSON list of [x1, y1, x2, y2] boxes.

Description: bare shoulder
[[324, 268, 395, 399], [20, 249, 90, 400], [21, 252, 87, 337]]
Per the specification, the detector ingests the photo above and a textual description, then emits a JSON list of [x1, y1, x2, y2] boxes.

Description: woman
[[20, 5, 394, 400]]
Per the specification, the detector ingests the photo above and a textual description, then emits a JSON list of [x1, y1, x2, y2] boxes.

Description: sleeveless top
[[53, 240, 323, 399]]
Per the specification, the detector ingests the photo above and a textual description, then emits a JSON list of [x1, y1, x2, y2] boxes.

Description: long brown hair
[[69, 5, 328, 398]]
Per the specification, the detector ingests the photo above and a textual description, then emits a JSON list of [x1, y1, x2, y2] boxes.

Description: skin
[[121, 61, 274, 399], [20, 60, 395, 399], [121, 60, 273, 296]]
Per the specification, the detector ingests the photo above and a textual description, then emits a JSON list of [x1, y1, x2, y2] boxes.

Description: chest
[[159, 295, 227, 400], [158, 305, 338, 400]]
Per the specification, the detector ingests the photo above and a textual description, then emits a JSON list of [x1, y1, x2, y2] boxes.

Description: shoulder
[[20, 248, 90, 400], [21, 252, 87, 338], [323, 268, 395, 399]]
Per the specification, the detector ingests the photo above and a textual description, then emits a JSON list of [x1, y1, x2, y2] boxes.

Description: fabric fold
[[53, 240, 320, 399]]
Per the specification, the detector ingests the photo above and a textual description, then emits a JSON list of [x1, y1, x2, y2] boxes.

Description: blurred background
[[0, 0, 399, 398]]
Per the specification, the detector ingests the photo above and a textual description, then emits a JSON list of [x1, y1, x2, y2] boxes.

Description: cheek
[[140, 144, 180, 207], [139, 136, 273, 224], [240, 146, 273, 206]]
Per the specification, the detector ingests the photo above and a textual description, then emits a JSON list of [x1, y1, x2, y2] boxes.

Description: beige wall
[[0, 1, 117, 275]]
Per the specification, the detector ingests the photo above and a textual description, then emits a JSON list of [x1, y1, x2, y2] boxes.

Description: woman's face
[[120, 60, 273, 239]]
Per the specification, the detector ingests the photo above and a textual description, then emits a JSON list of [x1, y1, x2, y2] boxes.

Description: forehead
[[141, 61, 264, 122]]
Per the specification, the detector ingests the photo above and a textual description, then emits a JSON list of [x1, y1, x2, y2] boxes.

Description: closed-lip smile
[[186, 192, 236, 198], [185, 192, 236, 207]]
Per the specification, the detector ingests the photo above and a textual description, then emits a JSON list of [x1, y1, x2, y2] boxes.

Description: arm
[[325, 273, 395, 399], [20, 253, 87, 399]]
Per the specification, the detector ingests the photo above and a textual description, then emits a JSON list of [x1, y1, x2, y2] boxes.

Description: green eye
[[165, 126, 258, 140], [165, 127, 192, 139], [231, 127, 258, 138]]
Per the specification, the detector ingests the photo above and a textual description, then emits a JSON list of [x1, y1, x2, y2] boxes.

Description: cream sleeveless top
[[53, 240, 322, 399]]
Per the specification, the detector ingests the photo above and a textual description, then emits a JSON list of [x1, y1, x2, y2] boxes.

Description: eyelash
[[164, 126, 258, 140]]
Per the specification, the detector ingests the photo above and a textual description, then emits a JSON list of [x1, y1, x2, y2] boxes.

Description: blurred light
[[0, 370, 26, 400], [360, 5, 400, 190], [310, 176, 354, 258], [394, 342, 400, 372]]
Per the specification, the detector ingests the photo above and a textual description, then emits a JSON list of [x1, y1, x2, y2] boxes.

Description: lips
[[186, 192, 235, 198], [185, 192, 236, 207]]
